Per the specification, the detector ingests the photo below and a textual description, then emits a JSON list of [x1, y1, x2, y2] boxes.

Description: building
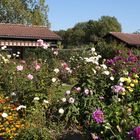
[[105, 32, 140, 48], [0, 23, 61, 58]]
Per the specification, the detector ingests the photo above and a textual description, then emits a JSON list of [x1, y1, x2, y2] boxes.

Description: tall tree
[[0, 0, 50, 27]]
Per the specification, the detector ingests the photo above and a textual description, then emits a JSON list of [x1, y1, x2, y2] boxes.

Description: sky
[[46, 0, 140, 33]]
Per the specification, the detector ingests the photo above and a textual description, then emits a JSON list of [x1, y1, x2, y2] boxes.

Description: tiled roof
[[0, 23, 61, 40], [109, 32, 140, 45]]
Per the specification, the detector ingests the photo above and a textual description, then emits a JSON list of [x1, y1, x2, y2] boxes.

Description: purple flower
[[129, 126, 140, 140], [131, 68, 137, 73], [92, 109, 104, 124], [112, 85, 125, 93]]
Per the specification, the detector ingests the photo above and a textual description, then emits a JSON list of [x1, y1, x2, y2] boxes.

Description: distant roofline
[[0, 23, 62, 40]]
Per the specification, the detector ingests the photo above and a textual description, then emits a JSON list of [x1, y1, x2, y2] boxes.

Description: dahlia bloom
[[129, 126, 140, 140], [92, 109, 104, 123]]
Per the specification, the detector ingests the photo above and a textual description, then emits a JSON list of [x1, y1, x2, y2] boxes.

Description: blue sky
[[46, 0, 140, 33]]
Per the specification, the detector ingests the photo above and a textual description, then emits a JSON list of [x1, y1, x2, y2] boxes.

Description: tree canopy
[[56, 16, 122, 47], [0, 0, 50, 27]]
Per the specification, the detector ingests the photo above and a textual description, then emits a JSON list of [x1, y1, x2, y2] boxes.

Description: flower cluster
[[0, 95, 25, 139]]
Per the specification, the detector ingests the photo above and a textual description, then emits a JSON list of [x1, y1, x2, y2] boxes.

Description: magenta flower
[[27, 74, 34, 80], [92, 109, 104, 123], [16, 65, 23, 71], [129, 126, 140, 140]]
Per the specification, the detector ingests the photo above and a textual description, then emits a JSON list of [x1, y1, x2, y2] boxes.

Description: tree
[[56, 16, 122, 47], [97, 16, 122, 37], [0, 0, 50, 27]]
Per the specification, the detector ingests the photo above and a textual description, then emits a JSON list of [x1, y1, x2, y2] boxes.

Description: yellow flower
[[121, 92, 126, 95], [133, 79, 138, 84], [133, 74, 139, 79], [126, 77, 131, 84], [130, 83, 135, 87]]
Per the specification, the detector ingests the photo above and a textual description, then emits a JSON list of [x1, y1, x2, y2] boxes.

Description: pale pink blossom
[[35, 63, 41, 70], [16, 65, 23, 71], [37, 39, 44, 46], [27, 74, 34, 80]]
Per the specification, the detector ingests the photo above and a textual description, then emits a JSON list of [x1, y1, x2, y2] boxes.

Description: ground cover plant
[[0, 41, 140, 140]]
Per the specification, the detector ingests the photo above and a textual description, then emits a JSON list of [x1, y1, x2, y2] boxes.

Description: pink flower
[[35, 63, 41, 71], [92, 109, 104, 124], [27, 74, 33, 80], [37, 39, 44, 46], [16, 65, 23, 71], [61, 62, 68, 69]]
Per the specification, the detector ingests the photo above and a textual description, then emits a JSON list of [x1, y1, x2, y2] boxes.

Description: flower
[[110, 76, 114, 81], [61, 98, 66, 102], [102, 70, 110, 75], [75, 87, 81, 92], [16, 65, 23, 71], [112, 85, 125, 94], [27, 74, 34, 80], [65, 90, 71, 95], [37, 39, 44, 46], [35, 63, 41, 70], [34, 97, 40, 101], [43, 100, 49, 104], [1, 45, 7, 50], [11, 92, 16, 96], [16, 105, 26, 111], [84, 89, 89, 95], [54, 68, 60, 73], [58, 108, 64, 114], [68, 97, 75, 104], [42, 43, 50, 49], [91, 47, 95, 52], [129, 126, 140, 140], [92, 109, 104, 123], [2, 112, 8, 118], [52, 78, 57, 82], [101, 64, 107, 70]]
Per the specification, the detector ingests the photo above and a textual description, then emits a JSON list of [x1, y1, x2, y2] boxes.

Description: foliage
[[0, 0, 50, 26], [58, 48, 140, 139], [56, 16, 121, 47]]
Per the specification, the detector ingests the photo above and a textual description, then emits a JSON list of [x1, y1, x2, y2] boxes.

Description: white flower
[[102, 70, 110, 75], [34, 97, 40, 101], [1, 46, 7, 50], [58, 108, 64, 114], [84, 89, 89, 95], [101, 64, 107, 70], [16, 54, 19, 58], [119, 77, 125, 82], [7, 55, 11, 59], [16, 105, 26, 111], [110, 76, 114, 81], [52, 78, 57, 82], [2, 112, 8, 118], [91, 47, 95, 52], [61, 98, 66, 102], [42, 43, 50, 49], [119, 82, 123, 86], [65, 90, 71, 95], [17, 51, 20, 54], [11, 92, 16, 96], [92, 68, 97, 74], [43, 100, 49, 104], [68, 97, 75, 104], [54, 68, 60, 73]]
